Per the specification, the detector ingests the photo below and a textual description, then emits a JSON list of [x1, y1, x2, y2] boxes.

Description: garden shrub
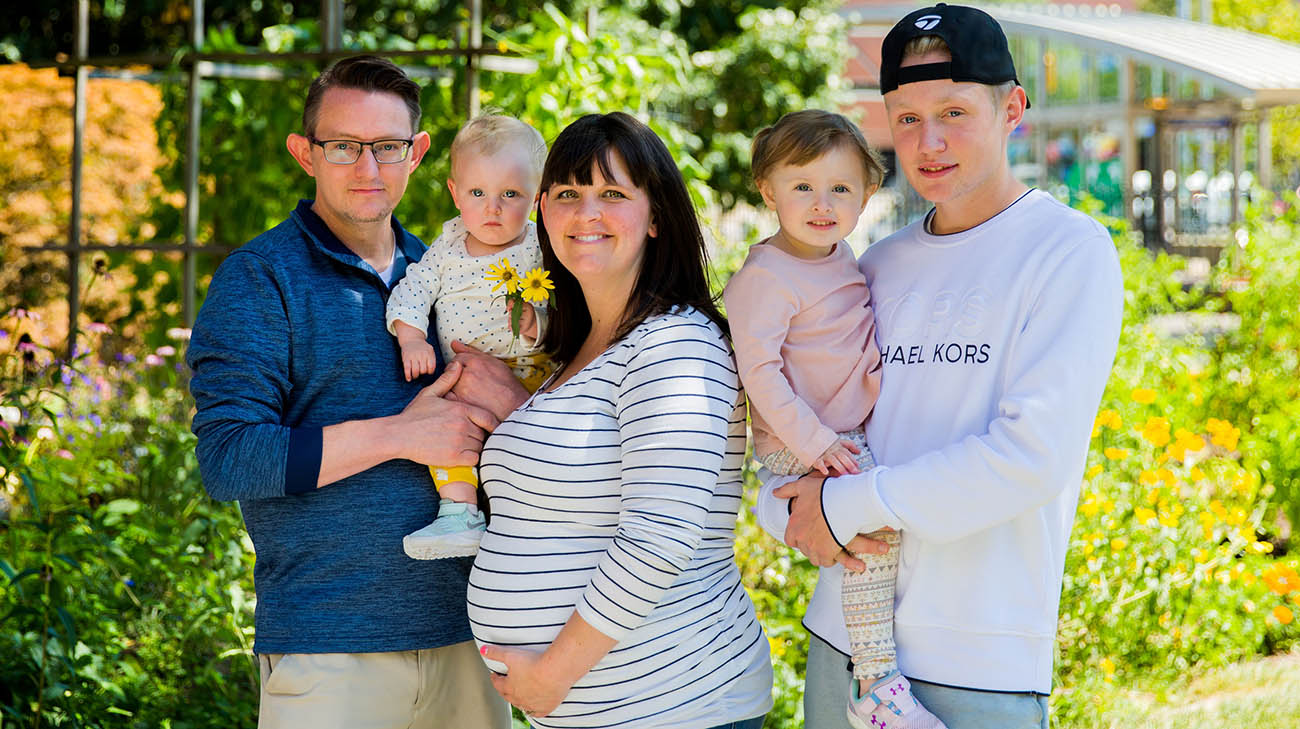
[[1, 319, 257, 728]]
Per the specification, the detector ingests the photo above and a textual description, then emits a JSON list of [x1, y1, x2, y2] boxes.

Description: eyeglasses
[[309, 137, 414, 164]]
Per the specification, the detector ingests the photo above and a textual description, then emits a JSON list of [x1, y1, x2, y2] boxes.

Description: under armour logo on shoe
[[915, 14, 941, 30], [871, 716, 888, 729], [890, 685, 902, 696]]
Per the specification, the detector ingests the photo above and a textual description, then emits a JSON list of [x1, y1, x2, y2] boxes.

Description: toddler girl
[[723, 110, 946, 729]]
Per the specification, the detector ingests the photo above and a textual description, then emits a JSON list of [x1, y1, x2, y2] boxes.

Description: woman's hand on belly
[[481, 644, 570, 718]]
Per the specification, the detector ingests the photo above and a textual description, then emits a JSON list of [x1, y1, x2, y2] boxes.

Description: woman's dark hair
[[537, 112, 727, 364]]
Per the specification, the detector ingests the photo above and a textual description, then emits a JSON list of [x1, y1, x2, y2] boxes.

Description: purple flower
[[61, 369, 73, 387], [123, 578, 135, 587], [0, 329, 8, 339], [56, 449, 74, 460], [89, 414, 102, 429], [18, 342, 37, 353]]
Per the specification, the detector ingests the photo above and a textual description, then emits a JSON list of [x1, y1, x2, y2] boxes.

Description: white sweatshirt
[[755, 189, 1123, 693]]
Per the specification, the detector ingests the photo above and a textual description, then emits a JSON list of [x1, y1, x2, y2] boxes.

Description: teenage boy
[[755, 5, 1124, 729], [187, 56, 523, 728]]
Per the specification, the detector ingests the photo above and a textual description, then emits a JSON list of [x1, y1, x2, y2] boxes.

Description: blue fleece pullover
[[187, 200, 471, 655]]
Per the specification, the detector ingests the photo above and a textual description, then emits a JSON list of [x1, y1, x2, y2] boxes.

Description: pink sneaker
[[847, 672, 948, 729]]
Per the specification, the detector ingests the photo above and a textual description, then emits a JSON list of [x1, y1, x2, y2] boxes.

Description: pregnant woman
[[468, 111, 773, 729]]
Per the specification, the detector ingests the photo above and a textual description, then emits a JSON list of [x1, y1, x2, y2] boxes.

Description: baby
[[724, 110, 946, 729], [386, 114, 551, 561]]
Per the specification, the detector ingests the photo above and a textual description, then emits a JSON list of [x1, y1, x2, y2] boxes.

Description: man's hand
[[449, 340, 530, 421], [775, 473, 892, 569], [393, 362, 500, 466]]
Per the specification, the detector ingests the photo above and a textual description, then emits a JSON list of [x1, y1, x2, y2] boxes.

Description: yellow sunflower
[[485, 258, 520, 294], [519, 267, 555, 304]]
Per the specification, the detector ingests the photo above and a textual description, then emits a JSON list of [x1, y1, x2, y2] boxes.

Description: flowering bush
[[0, 316, 257, 727]]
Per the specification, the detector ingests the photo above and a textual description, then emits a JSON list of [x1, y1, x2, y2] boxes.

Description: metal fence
[[20, 0, 533, 357]]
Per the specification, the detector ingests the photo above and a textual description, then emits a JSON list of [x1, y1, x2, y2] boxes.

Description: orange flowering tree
[[0, 64, 169, 336]]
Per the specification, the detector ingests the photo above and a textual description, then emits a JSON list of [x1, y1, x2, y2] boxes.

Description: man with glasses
[[186, 55, 521, 729]]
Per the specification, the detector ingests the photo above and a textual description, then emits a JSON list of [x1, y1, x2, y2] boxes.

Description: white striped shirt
[[469, 306, 773, 729]]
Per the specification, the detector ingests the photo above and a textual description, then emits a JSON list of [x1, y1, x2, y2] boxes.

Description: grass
[[1057, 650, 1300, 729]]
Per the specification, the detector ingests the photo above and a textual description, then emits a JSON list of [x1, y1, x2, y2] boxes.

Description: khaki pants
[[256, 640, 511, 729]]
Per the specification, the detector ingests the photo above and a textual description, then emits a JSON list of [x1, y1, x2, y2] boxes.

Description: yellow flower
[[1206, 418, 1241, 450], [1141, 416, 1171, 447], [1134, 507, 1157, 524], [1092, 409, 1122, 437], [1189, 466, 1205, 481], [1209, 500, 1228, 519], [1104, 447, 1129, 461], [1139, 470, 1158, 486], [768, 635, 787, 657], [1166, 428, 1205, 461], [1101, 657, 1116, 674], [485, 259, 521, 294], [1157, 468, 1176, 485], [518, 267, 555, 304], [1110, 538, 1127, 552], [1274, 605, 1295, 625], [1079, 497, 1100, 518], [1085, 464, 1103, 480], [1131, 388, 1157, 404]]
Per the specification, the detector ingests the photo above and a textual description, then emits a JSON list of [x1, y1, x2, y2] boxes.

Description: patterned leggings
[[759, 429, 898, 681]]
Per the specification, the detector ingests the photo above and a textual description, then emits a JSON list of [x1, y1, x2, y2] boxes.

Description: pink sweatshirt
[[723, 240, 883, 468]]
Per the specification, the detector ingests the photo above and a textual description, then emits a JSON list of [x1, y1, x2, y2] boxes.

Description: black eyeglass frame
[[308, 137, 415, 164]]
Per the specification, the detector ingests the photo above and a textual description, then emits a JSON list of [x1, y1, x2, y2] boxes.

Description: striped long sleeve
[[467, 307, 772, 729]]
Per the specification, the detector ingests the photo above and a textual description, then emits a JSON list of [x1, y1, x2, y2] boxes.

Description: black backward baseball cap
[[879, 3, 1029, 107]]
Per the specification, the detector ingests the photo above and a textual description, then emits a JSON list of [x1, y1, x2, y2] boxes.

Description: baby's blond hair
[[449, 114, 547, 180]]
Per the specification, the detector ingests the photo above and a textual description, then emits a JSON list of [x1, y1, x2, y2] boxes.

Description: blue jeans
[[705, 716, 766, 729], [804, 634, 1050, 729]]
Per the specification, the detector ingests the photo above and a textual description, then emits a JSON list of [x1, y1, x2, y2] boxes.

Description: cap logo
[[914, 15, 942, 30]]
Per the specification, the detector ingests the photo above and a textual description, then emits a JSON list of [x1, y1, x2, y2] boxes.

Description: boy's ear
[[1003, 85, 1028, 133]]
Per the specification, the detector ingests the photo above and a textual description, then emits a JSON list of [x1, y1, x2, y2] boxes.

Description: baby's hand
[[397, 339, 438, 382], [394, 320, 439, 381], [810, 439, 862, 476], [506, 299, 539, 343]]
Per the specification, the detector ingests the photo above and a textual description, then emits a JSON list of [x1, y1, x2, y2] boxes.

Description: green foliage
[[0, 318, 257, 728], [688, 4, 850, 207], [1200, 193, 1300, 525]]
